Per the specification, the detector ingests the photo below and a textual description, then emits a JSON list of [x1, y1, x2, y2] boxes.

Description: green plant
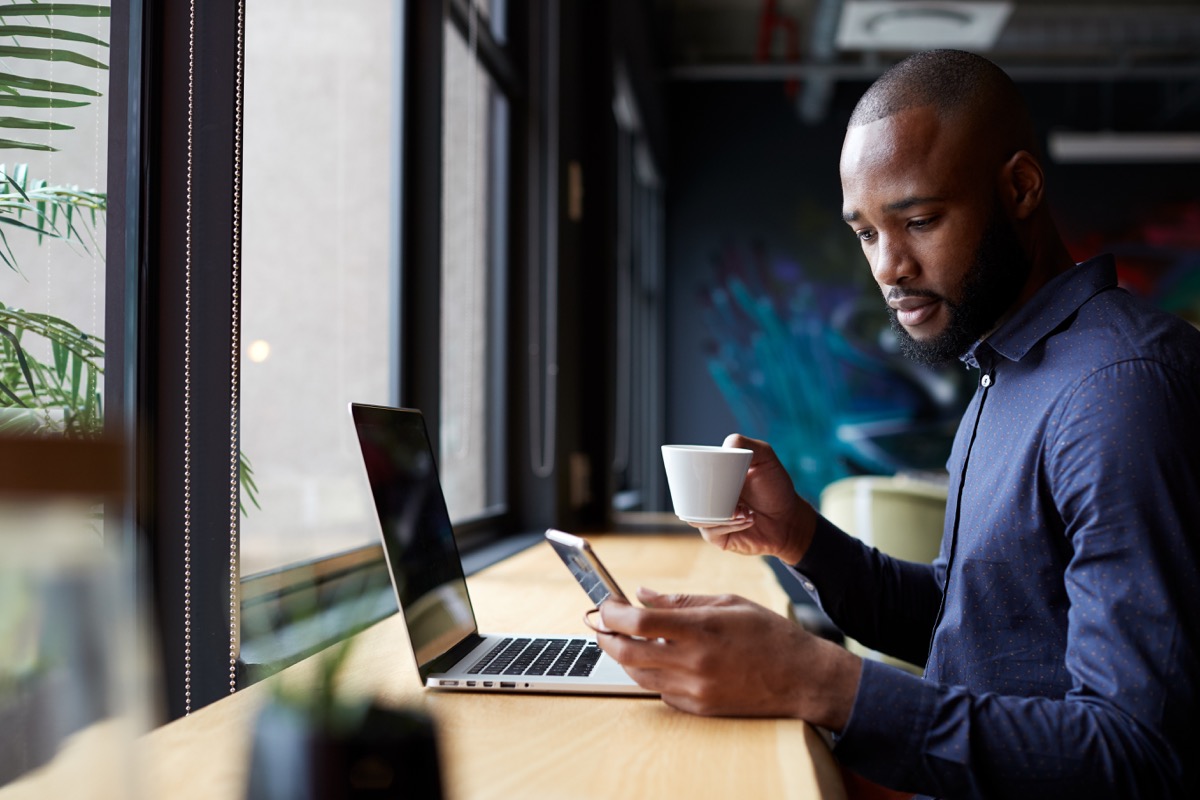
[[0, 163, 107, 436], [0, 301, 103, 435], [0, 2, 109, 151], [0, 2, 262, 513], [0, 2, 111, 429]]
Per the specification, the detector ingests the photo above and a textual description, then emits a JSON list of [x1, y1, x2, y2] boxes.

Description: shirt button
[[981, 374, 992, 388], [802, 579, 816, 592]]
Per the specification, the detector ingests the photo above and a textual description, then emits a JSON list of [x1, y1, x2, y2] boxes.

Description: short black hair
[[849, 50, 1036, 154]]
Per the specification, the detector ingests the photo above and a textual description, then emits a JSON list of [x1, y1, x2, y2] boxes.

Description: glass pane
[[240, 0, 397, 576], [0, 12, 109, 442], [612, 125, 666, 517], [440, 23, 504, 522], [460, 0, 504, 43]]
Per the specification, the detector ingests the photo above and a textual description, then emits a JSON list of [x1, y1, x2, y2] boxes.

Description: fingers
[[582, 606, 612, 634], [688, 505, 756, 550], [636, 587, 735, 609], [691, 518, 756, 550], [599, 590, 742, 641], [598, 595, 652, 638], [688, 510, 754, 532]]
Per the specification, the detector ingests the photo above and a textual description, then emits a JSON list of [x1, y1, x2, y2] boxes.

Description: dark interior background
[[653, 1, 1200, 504]]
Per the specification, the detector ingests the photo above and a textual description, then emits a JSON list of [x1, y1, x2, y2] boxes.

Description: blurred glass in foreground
[[0, 439, 154, 799]]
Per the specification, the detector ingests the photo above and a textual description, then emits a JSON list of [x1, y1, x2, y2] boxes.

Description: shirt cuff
[[832, 657, 937, 788]]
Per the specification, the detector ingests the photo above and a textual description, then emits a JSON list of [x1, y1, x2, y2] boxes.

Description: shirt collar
[[960, 254, 1118, 367]]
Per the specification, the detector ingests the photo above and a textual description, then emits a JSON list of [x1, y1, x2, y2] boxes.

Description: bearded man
[[597, 50, 1200, 799]]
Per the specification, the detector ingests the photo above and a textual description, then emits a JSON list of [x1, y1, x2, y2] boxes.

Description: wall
[[663, 78, 1200, 506]]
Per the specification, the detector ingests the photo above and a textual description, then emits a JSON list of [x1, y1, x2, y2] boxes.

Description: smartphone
[[545, 529, 630, 607]]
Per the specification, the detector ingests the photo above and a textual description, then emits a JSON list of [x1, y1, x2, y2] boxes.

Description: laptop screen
[[350, 403, 478, 669]]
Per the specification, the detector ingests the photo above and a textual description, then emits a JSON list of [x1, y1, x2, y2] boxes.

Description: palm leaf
[[52, 338, 68, 381], [0, 165, 106, 258], [239, 451, 263, 517], [0, 6, 106, 149], [0, 211, 55, 232], [0, 226, 17, 272], [0, 24, 108, 47], [0, 138, 55, 151], [0, 5, 110, 18], [0, 308, 104, 435], [0, 96, 88, 109], [0, 375, 26, 406], [0, 45, 107, 69], [0, 117, 73, 130], [68, 340, 82, 396], [0, 322, 36, 403], [0, 306, 104, 365], [0, 72, 100, 96]]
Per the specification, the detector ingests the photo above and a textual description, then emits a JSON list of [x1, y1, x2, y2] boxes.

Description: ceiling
[[656, 0, 1200, 125]]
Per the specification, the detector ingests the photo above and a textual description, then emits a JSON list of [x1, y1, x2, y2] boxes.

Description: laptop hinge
[[421, 632, 487, 680]]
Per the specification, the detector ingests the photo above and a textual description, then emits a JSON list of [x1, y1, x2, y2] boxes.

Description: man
[[597, 50, 1200, 798]]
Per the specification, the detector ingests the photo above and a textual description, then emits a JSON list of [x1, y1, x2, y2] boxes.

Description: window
[[439, 9, 509, 524], [234, 0, 521, 685], [0, 6, 110, 447], [239, 0, 398, 577], [611, 66, 666, 518], [128, 0, 535, 717]]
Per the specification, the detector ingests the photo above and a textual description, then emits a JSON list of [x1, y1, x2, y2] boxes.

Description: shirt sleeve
[[792, 515, 943, 668], [830, 359, 1200, 798]]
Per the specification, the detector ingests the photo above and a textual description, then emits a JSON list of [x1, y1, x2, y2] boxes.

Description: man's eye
[[856, 229, 875, 242], [909, 217, 935, 229]]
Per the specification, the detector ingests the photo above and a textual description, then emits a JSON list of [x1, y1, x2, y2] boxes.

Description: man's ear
[[1001, 150, 1044, 221]]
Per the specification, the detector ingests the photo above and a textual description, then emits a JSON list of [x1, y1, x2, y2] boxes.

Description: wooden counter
[[2, 533, 847, 799]]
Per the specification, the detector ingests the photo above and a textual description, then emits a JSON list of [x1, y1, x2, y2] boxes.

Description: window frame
[[113, 0, 247, 719], [116, 0, 592, 718], [242, 0, 534, 691]]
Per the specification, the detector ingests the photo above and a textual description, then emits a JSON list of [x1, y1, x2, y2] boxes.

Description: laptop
[[349, 402, 655, 695]]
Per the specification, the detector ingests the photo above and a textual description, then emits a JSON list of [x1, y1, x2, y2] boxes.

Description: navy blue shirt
[[794, 256, 1200, 798]]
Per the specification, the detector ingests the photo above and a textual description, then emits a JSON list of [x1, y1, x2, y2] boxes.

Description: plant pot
[[245, 701, 443, 800]]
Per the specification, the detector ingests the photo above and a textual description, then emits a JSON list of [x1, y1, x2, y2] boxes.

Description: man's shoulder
[[1061, 284, 1200, 373]]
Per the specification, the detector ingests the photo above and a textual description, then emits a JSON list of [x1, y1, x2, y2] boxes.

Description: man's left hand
[[596, 587, 861, 730]]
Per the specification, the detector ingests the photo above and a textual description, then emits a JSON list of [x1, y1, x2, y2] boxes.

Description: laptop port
[[439, 680, 459, 687], [483, 681, 493, 687], [466, 681, 476, 687], [500, 682, 516, 688]]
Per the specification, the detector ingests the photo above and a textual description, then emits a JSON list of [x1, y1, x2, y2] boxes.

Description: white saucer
[[678, 515, 737, 524]]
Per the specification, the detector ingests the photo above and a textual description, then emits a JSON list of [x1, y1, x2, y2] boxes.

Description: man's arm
[[836, 359, 1200, 797], [792, 515, 942, 667]]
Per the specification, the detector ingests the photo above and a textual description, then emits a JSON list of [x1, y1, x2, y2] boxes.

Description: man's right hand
[[686, 434, 816, 566]]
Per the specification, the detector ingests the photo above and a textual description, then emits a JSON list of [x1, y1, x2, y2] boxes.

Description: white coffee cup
[[661, 444, 753, 522]]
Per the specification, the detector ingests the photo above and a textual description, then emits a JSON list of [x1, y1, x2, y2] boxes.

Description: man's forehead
[[840, 105, 943, 174]]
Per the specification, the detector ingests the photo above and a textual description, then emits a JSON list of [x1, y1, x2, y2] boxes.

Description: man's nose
[[871, 234, 917, 287]]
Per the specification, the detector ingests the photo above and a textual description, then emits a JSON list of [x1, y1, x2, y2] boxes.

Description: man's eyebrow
[[884, 196, 943, 213], [842, 195, 943, 223]]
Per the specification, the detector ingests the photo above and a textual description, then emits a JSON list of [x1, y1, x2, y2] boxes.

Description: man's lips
[[888, 294, 942, 328]]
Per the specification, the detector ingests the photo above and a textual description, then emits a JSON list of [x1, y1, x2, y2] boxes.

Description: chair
[[818, 474, 948, 673]]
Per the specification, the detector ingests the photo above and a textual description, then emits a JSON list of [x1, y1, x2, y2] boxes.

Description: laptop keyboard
[[467, 637, 602, 678]]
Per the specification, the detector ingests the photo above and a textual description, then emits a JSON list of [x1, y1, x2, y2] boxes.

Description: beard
[[886, 202, 1033, 368]]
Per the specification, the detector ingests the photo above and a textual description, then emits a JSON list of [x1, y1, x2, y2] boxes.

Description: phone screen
[[545, 529, 629, 606]]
